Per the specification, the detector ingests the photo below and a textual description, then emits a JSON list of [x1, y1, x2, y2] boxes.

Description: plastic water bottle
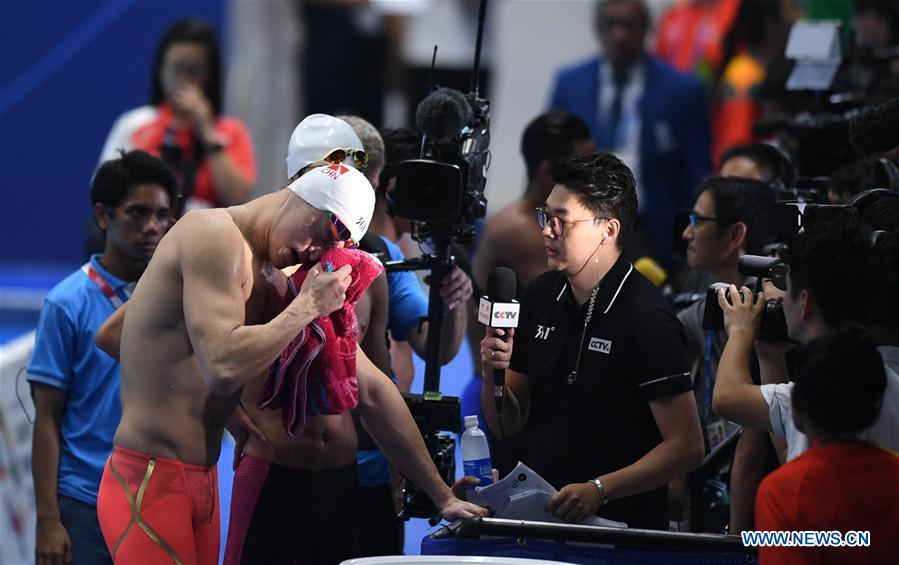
[[461, 415, 493, 492]]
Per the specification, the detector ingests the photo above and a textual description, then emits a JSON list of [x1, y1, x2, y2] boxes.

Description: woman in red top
[[99, 20, 256, 212], [754, 327, 899, 564]]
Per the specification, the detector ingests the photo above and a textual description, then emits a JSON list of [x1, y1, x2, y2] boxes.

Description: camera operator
[[754, 327, 899, 564], [339, 116, 476, 557], [678, 177, 776, 532], [718, 142, 796, 184], [368, 127, 473, 387], [680, 177, 776, 424], [712, 220, 899, 463], [826, 155, 896, 204], [481, 153, 704, 529]]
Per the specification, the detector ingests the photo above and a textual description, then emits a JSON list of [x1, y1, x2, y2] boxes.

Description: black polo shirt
[[508, 254, 692, 529]]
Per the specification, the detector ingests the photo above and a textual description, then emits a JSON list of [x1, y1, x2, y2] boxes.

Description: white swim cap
[[288, 164, 375, 242], [286, 114, 364, 179]]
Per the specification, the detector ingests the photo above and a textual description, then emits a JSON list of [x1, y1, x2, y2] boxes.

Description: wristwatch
[[590, 478, 609, 506]]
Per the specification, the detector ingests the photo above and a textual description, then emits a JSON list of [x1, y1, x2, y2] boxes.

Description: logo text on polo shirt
[[535, 325, 555, 341], [588, 337, 612, 354]]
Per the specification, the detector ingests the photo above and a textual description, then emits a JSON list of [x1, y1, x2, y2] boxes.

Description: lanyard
[[566, 285, 600, 386], [704, 330, 715, 411], [81, 263, 131, 308]]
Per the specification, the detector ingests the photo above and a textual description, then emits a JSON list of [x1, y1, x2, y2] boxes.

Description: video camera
[[754, 21, 899, 177], [768, 174, 899, 238], [393, 88, 489, 246], [387, 0, 492, 523], [702, 256, 791, 341], [398, 393, 462, 522], [768, 201, 858, 237]]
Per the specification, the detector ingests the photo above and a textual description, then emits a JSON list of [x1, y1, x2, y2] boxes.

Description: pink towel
[[257, 248, 383, 437]]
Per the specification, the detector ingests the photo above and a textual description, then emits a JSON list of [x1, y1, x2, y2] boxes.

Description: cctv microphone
[[478, 267, 518, 416]]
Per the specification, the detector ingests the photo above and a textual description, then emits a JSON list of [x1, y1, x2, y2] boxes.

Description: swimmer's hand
[[227, 404, 272, 470], [297, 262, 352, 319], [438, 495, 491, 521], [451, 468, 499, 501]]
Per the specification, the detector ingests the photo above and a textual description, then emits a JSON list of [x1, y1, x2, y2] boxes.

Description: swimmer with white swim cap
[[94, 115, 486, 564]]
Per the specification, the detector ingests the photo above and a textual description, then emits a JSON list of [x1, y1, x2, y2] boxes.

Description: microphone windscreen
[[415, 88, 471, 143], [486, 267, 517, 302], [850, 96, 899, 156], [634, 257, 666, 288]]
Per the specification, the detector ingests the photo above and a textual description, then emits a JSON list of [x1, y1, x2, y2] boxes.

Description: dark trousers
[[354, 484, 403, 557], [231, 459, 359, 565], [58, 495, 113, 565]]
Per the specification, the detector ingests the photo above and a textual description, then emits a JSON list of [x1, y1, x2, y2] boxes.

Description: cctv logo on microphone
[[478, 297, 520, 328], [588, 337, 612, 354], [493, 310, 518, 320]]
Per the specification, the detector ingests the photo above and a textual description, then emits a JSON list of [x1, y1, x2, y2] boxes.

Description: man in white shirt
[[713, 219, 899, 460]]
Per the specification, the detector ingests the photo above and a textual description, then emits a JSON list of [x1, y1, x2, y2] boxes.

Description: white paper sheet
[[474, 462, 628, 528]]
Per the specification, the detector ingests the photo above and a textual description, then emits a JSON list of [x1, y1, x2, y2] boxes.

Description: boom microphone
[[849, 95, 899, 156], [415, 87, 472, 143], [478, 267, 518, 416]]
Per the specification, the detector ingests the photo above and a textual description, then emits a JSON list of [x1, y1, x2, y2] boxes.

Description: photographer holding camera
[[713, 219, 899, 463], [679, 176, 776, 441], [481, 153, 704, 529], [678, 176, 777, 532]]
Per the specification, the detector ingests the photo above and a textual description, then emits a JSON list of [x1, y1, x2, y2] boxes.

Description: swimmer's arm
[[182, 223, 317, 396], [355, 345, 489, 519], [95, 303, 127, 360], [359, 272, 390, 375]]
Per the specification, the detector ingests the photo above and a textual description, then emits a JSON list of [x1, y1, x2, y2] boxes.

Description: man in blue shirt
[[28, 150, 178, 564]]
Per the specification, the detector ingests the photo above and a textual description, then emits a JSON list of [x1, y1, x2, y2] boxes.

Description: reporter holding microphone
[[480, 154, 704, 529]]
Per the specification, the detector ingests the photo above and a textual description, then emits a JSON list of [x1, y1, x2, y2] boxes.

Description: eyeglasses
[[320, 148, 369, 170], [326, 211, 358, 249], [536, 207, 607, 235], [687, 212, 724, 227]]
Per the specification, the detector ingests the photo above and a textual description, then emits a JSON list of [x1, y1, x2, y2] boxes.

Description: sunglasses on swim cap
[[320, 148, 368, 170]]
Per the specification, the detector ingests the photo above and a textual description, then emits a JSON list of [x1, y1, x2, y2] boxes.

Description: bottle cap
[[464, 415, 479, 429]]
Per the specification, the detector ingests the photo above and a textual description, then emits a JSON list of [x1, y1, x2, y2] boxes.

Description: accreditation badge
[[707, 418, 727, 451]]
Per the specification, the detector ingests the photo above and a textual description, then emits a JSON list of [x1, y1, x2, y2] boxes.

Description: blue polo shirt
[[382, 236, 429, 340], [357, 236, 430, 487], [27, 255, 132, 505]]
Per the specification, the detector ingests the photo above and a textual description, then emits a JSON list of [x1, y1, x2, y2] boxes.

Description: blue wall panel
[[1, 0, 225, 264]]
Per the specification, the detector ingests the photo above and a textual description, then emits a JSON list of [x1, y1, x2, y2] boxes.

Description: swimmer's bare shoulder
[[167, 210, 253, 288], [168, 210, 256, 390]]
